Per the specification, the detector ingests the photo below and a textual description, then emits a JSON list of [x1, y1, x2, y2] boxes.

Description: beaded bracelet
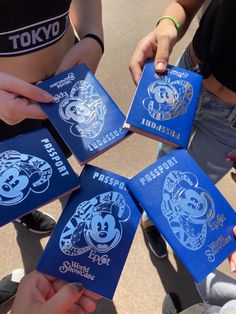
[[156, 16, 180, 33], [83, 33, 104, 54]]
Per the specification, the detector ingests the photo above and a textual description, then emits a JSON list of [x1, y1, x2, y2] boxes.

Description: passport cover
[[38, 64, 129, 165], [124, 61, 203, 148], [37, 164, 142, 299], [0, 128, 80, 227], [127, 150, 236, 283]]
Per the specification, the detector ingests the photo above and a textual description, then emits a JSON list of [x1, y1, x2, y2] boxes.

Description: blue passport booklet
[[127, 150, 236, 283], [124, 61, 202, 148], [37, 164, 142, 299], [38, 64, 129, 165], [0, 128, 80, 227]]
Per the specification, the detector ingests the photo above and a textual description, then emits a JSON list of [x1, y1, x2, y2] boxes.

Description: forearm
[[158, 0, 205, 40], [129, 0, 207, 83], [69, 0, 103, 40]]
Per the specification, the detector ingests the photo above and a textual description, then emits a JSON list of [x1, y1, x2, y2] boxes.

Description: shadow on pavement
[[0, 221, 45, 314], [11, 193, 70, 273], [0, 223, 49, 314], [13, 221, 46, 273], [95, 298, 118, 314], [142, 229, 202, 311]]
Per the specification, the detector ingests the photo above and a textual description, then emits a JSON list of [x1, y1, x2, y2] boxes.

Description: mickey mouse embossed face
[[172, 173, 215, 223], [177, 189, 209, 218], [153, 84, 177, 107], [84, 201, 127, 253], [60, 191, 131, 256], [59, 80, 106, 138], [143, 79, 193, 121], [0, 150, 52, 206], [63, 99, 92, 123], [161, 170, 215, 250], [0, 168, 28, 199]]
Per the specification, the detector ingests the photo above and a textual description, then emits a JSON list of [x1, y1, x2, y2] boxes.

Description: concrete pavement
[[1, 1, 236, 313]]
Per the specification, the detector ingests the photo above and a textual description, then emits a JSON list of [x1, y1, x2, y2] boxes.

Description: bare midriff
[[190, 43, 236, 105], [0, 24, 75, 83]]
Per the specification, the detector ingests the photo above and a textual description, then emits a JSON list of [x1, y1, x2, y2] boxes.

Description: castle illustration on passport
[[0, 128, 80, 227], [37, 165, 142, 300], [127, 150, 236, 283], [124, 61, 203, 148], [38, 64, 129, 165]]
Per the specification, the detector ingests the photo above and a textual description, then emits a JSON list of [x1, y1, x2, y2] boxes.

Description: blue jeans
[[158, 45, 236, 184]]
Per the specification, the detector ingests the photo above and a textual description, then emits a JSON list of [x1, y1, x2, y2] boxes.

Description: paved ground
[[1, 1, 236, 313]]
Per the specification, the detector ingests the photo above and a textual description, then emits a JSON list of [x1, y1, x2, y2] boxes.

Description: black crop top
[[0, 0, 72, 56], [192, 0, 236, 92]]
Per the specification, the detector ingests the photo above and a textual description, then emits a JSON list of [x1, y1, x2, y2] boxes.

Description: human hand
[[228, 226, 236, 272], [129, 20, 178, 85], [0, 72, 53, 125], [56, 38, 103, 75], [10, 270, 100, 314]]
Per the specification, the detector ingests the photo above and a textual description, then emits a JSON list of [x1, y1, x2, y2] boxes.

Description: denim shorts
[[158, 46, 236, 183]]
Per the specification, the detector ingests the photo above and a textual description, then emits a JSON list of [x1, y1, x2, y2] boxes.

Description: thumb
[[42, 283, 83, 314], [154, 36, 173, 73]]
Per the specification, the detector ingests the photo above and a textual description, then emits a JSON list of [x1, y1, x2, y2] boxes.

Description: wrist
[[156, 16, 180, 34]]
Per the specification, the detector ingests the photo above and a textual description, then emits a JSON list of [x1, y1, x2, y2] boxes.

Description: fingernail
[[135, 77, 140, 86], [41, 91, 54, 101], [72, 282, 84, 292], [155, 62, 165, 72]]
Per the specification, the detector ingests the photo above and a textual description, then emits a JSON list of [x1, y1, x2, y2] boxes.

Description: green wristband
[[156, 16, 180, 32]]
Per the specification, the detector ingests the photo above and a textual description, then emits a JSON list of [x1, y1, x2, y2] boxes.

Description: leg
[[188, 128, 234, 183], [197, 270, 236, 307], [178, 45, 236, 183], [188, 88, 236, 184]]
